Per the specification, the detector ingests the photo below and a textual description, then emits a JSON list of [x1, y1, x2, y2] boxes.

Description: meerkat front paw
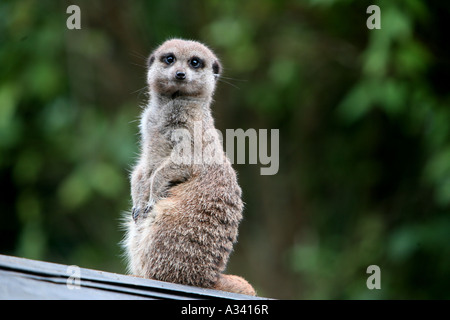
[[132, 199, 156, 223], [131, 205, 150, 222], [131, 206, 143, 222], [144, 198, 156, 215]]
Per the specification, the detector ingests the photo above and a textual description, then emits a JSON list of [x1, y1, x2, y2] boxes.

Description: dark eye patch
[[189, 56, 204, 69], [161, 53, 176, 65]]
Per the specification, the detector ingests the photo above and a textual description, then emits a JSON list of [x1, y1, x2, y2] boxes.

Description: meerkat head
[[147, 39, 222, 100]]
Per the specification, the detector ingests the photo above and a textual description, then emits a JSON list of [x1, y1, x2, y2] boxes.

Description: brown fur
[[122, 39, 256, 296]]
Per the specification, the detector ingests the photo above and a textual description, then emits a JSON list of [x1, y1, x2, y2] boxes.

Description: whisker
[[129, 50, 148, 60], [218, 78, 241, 90], [130, 86, 149, 101], [220, 76, 248, 82], [128, 51, 149, 68], [130, 86, 148, 95], [129, 62, 148, 69]]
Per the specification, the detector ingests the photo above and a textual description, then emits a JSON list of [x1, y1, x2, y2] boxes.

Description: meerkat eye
[[163, 54, 176, 65], [189, 57, 203, 69]]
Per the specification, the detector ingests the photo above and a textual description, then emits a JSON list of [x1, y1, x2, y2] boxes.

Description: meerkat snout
[[175, 70, 186, 80]]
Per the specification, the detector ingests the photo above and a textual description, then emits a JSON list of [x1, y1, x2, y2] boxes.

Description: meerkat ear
[[212, 60, 221, 76], [148, 54, 155, 68]]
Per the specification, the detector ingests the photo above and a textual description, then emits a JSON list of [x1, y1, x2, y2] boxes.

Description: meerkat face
[[147, 39, 221, 100]]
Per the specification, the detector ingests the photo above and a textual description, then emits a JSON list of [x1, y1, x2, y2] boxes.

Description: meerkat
[[122, 39, 256, 296]]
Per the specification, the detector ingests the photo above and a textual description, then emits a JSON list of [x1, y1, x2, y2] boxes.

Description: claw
[[144, 198, 156, 214], [144, 204, 153, 214], [132, 207, 140, 222]]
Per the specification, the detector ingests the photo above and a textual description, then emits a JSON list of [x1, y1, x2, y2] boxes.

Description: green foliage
[[1, 0, 449, 299]]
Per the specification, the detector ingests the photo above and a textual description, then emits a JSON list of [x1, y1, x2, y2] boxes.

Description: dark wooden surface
[[0, 255, 267, 300]]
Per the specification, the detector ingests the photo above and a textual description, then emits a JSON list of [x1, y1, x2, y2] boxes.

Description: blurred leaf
[[89, 162, 124, 197], [58, 169, 92, 210], [337, 80, 373, 122], [269, 59, 298, 87], [13, 149, 43, 185], [395, 41, 431, 77], [16, 221, 47, 260]]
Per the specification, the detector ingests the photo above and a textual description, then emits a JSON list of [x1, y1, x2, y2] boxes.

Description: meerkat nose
[[175, 71, 186, 80]]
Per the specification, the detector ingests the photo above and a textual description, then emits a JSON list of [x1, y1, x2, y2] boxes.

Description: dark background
[[1, 0, 449, 299]]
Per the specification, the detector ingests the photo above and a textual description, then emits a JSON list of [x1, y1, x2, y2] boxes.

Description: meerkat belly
[[139, 172, 240, 286]]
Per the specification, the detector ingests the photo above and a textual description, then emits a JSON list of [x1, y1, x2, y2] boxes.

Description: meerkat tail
[[213, 274, 257, 296]]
